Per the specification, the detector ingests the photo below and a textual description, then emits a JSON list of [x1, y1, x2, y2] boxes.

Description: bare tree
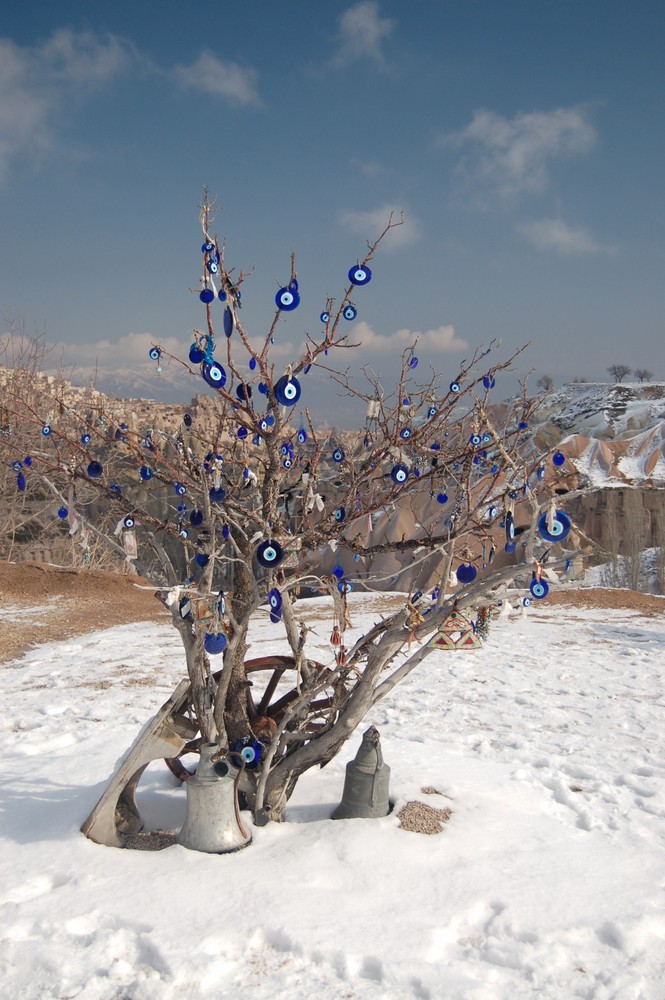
[[607, 364, 632, 383], [634, 369, 654, 383], [1, 194, 586, 827], [537, 374, 554, 392]]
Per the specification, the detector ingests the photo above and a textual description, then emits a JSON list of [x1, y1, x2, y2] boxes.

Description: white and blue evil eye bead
[[139, 466, 153, 481], [282, 456, 293, 468], [427, 406, 438, 418], [179, 527, 189, 539], [400, 427, 412, 439], [522, 596, 532, 607], [320, 311, 330, 323], [268, 587, 282, 612], [487, 505, 498, 520], [536, 465, 545, 481], [280, 442, 293, 456], [332, 448, 345, 462], [200, 288, 215, 304], [148, 347, 161, 361], [256, 539, 284, 568], [470, 434, 482, 446], [334, 506, 346, 522], [530, 578, 549, 599], [124, 516, 135, 528], [297, 428, 307, 444], [449, 381, 461, 393], [505, 511, 515, 541], [201, 242, 215, 253], [12, 461, 22, 472], [81, 433, 91, 445], [348, 264, 372, 286], [482, 432, 491, 443], [342, 305, 357, 321], [391, 463, 409, 485], [174, 482, 186, 495], [207, 260, 218, 274], [274, 375, 301, 406], [537, 510, 571, 543], [483, 374, 496, 389], [202, 362, 227, 389], [275, 286, 300, 311], [41, 425, 51, 436], [338, 579, 354, 594]]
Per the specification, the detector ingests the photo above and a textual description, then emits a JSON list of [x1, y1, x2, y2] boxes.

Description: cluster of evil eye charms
[[274, 374, 301, 406], [275, 279, 300, 311], [256, 539, 284, 568], [268, 587, 282, 623], [280, 441, 295, 468], [537, 510, 571, 544]]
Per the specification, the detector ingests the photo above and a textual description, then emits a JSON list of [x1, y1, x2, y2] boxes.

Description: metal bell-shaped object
[[332, 726, 391, 820], [177, 743, 252, 853]]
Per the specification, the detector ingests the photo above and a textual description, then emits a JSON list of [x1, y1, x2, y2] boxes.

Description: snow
[[1, 595, 665, 999]]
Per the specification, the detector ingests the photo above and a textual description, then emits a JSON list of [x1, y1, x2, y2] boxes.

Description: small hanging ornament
[[475, 606, 492, 641]]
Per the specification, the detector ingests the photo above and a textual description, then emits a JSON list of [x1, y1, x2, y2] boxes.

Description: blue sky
[[1, 1, 663, 419]]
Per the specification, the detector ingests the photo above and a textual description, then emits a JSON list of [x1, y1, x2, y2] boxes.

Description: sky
[[0, 0, 663, 420]]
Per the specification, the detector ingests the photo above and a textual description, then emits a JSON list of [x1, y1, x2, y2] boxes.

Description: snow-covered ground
[[1, 594, 664, 999]]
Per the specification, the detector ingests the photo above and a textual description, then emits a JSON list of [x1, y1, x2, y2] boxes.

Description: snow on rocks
[[0, 594, 664, 998]]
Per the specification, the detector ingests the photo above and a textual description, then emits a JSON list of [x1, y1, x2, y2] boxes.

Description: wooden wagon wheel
[[165, 654, 335, 781]]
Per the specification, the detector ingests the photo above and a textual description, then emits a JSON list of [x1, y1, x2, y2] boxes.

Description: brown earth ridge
[[1, 562, 662, 665]]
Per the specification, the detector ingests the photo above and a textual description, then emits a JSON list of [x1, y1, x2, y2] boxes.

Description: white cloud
[[333, 1, 395, 65], [351, 321, 468, 353], [174, 51, 261, 106], [518, 218, 616, 256], [47, 332, 183, 370], [441, 106, 596, 205], [339, 204, 422, 249], [40, 29, 132, 82], [0, 31, 134, 181]]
